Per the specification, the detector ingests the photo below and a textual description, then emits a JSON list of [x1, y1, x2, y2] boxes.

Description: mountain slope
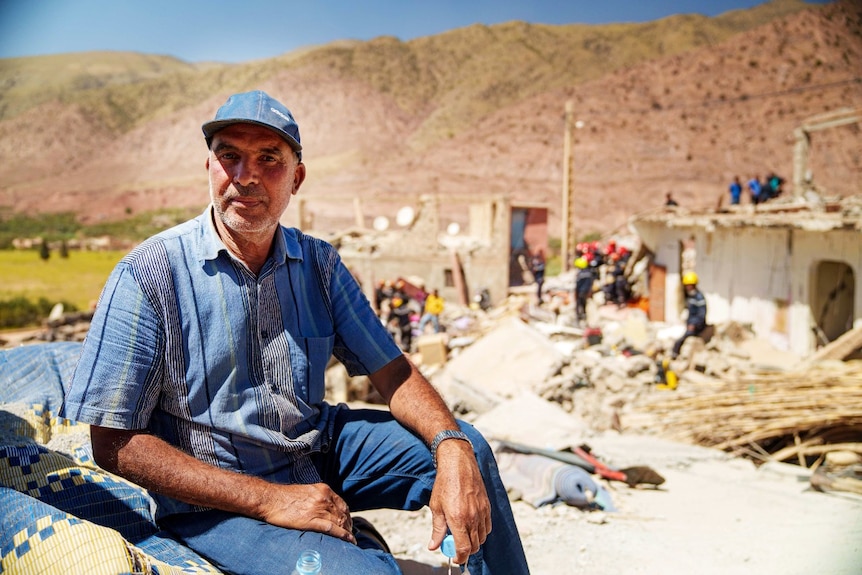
[[0, 0, 859, 237]]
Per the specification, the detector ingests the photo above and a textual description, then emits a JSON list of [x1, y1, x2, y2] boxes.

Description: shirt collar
[[199, 204, 302, 265], [198, 205, 224, 262]]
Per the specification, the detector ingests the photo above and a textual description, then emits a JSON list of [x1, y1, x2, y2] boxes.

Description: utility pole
[[561, 100, 575, 271]]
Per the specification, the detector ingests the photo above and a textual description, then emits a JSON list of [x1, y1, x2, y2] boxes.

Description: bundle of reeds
[[643, 361, 862, 466]]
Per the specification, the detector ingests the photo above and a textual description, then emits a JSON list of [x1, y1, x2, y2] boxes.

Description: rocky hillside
[[0, 0, 859, 238]]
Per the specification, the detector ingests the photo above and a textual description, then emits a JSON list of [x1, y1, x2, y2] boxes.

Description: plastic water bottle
[[440, 534, 470, 574], [441, 534, 456, 560], [291, 549, 322, 575]]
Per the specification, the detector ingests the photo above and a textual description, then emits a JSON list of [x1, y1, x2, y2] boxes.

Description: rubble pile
[[398, 291, 862, 479], [422, 293, 742, 431], [42, 311, 93, 342]]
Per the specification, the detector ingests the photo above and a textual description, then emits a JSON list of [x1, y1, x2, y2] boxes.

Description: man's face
[[207, 123, 305, 236]]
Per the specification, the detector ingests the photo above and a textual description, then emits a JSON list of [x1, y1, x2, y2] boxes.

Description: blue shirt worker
[[671, 271, 708, 359], [62, 90, 529, 575], [747, 176, 763, 205], [729, 176, 742, 205]]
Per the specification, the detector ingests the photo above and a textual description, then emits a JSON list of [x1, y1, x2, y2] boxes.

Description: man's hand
[[90, 426, 355, 543], [259, 482, 355, 543], [426, 438, 492, 565]]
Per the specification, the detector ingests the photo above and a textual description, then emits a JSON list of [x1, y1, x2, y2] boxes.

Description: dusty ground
[[361, 432, 862, 575]]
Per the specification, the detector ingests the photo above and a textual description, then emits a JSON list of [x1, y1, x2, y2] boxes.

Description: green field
[[0, 250, 127, 311]]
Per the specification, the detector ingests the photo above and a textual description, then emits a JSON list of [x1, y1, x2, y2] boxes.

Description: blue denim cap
[[202, 90, 302, 160]]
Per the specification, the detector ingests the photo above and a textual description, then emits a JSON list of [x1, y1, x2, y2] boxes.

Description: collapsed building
[[628, 106, 862, 358], [630, 195, 862, 359]]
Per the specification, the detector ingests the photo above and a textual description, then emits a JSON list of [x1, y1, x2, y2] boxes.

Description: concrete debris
[[471, 391, 590, 450], [801, 325, 862, 366], [436, 316, 566, 402]]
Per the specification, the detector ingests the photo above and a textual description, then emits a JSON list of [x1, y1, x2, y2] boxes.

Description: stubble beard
[[211, 182, 280, 236]]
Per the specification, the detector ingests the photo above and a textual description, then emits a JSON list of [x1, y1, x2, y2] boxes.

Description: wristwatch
[[429, 429, 473, 468]]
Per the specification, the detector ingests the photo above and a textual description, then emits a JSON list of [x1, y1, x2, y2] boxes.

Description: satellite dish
[[396, 206, 415, 227], [446, 222, 461, 236], [373, 216, 390, 231]]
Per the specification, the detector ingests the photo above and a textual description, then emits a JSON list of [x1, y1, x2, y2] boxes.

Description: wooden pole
[[561, 100, 574, 271], [353, 197, 364, 228]]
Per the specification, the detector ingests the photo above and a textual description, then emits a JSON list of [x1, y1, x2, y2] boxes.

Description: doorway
[[811, 260, 855, 344], [508, 206, 548, 287]]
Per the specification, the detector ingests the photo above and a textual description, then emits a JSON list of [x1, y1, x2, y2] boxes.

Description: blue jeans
[[160, 408, 530, 575]]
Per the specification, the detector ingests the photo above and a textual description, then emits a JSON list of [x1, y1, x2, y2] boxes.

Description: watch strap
[[429, 429, 472, 468]]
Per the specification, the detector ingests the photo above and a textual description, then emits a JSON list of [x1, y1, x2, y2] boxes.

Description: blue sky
[[0, 0, 833, 63]]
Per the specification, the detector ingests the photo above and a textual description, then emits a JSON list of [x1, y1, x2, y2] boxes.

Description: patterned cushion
[[0, 444, 221, 574], [0, 444, 157, 543], [1, 486, 146, 575], [0, 342, 79, 412]]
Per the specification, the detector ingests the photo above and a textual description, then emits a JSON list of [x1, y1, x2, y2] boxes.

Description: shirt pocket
[[292, 335, 335, 405]]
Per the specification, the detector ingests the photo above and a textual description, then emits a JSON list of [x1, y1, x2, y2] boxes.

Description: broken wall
[[337, 195, 512, 307]]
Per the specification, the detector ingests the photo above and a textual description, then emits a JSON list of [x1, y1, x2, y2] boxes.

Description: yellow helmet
[[682, 271, 698, 286], [574, 257, 588, 269]]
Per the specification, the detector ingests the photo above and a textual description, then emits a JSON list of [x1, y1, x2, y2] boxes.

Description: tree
[[39, 240, 50, 262]]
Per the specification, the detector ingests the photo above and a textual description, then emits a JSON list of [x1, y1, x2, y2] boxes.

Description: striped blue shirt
[[62, 207, 401, 518]]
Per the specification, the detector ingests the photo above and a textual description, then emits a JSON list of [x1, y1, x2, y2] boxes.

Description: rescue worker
[[574, 257, 594, 325], [374, 279, 394, 316], [671, 271, 708, 359], [611, 252, 629, 307]]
